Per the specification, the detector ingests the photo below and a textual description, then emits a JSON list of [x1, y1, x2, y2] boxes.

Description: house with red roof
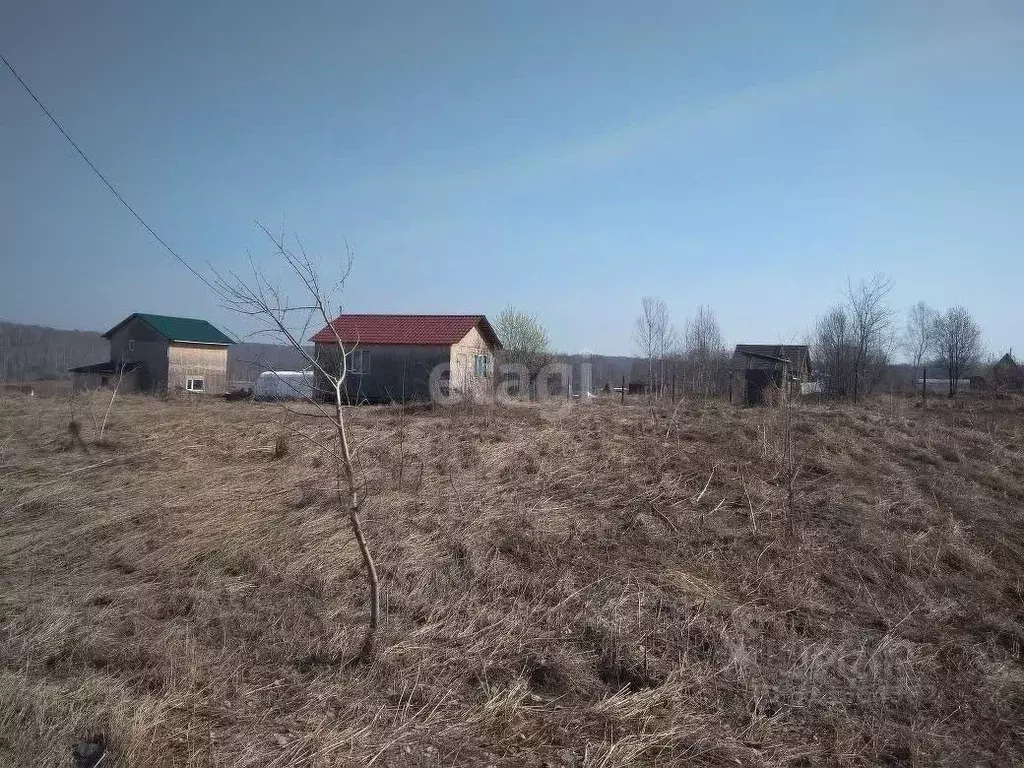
[[310, 314, 503, 403]]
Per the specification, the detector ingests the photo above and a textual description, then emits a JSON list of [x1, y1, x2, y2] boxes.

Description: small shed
[[69, 361, 142, 392], [730, 344, 812, 406], [627, 380, 648, 395]]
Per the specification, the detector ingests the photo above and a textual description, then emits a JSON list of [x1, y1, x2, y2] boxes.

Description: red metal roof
[[310, 314, 502, 349]]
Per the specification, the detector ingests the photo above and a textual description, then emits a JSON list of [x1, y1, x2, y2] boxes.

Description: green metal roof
[[103, 313, 234, 345]]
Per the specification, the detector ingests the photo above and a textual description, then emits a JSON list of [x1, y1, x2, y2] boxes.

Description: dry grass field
[[2, 391, 1023, 766]]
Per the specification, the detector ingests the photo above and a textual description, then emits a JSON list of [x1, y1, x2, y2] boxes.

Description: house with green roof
[[71, 313, 233, 394]]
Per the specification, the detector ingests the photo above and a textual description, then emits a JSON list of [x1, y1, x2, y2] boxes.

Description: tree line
[[621, 275, 989, 400], [814, 276, 985, 398], [1, 285, 994, 400], [0, 321, 108, 381]]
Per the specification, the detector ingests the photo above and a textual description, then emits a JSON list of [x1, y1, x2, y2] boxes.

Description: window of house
[[127, 339, 135, 352], [473, 354, 490, 378], [186, 377, 205, 392], [348, 349, 369, 374]]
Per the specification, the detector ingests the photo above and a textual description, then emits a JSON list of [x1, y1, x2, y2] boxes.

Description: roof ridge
[[138, 312, 210, 321], [310, 314, 501, 349], [330, 313, 483, 317], [103, 313, 233, 344]]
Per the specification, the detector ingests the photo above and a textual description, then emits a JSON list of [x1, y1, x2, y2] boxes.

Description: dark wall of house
[[742, 369, 785, 405], [110, 319, 169, 392], [314, 344, 450, 403]]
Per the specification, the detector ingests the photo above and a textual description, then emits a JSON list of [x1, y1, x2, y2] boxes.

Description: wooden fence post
[[922, 367, 927, 404], [621, 375, 626, 405]]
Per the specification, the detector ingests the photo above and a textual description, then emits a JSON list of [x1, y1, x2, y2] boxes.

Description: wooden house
[[730, 344, 812, 405], [71, 313, 233, 394], [310, 314, 502, 403]]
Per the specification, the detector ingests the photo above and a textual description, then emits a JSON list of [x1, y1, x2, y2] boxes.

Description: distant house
[[627, 380, 648, 396], [970, 352, 1024, 392], [70, 313, 233, 394], [310, 314, 502, 403], [730, 344, 812, 405], [991, 352, 1024, 390]]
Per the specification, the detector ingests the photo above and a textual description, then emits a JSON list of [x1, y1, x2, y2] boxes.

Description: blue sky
[[1, 1, 1022, 357]]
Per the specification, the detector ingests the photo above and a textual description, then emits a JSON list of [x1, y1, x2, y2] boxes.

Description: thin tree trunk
[[334, 387, 379, 663], [852, 351, 860, 403]]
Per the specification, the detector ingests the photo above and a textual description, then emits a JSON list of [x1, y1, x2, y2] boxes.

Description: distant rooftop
[[311, 314, 502, 348], [731, 344, 812, 371], [103, 313, 233, 345]]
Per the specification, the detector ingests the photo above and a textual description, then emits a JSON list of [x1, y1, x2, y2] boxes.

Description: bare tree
[[814, 305, 856, 397], [846, 274, 895, 402], [903, 301, 938, 373], [213, 224, 379, 664], [682, 305, 727, 396], [633, 297, 676, 395], [494, 306, 551, 397], [933, 306, 982, 397]]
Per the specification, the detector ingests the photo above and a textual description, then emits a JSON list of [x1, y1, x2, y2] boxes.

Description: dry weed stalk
[[98, 363, 127, 443]]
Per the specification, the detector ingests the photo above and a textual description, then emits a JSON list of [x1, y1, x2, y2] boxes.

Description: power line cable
[[0, 51, 218, 294]]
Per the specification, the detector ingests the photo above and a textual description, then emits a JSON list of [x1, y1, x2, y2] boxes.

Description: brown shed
[[730, 344, 812, 405]]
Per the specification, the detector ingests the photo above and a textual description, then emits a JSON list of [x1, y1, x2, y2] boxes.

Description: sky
[[1, 0, 1022, 357]]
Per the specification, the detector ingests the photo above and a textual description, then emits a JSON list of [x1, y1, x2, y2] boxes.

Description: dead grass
[[1, 390, 1023, 766]]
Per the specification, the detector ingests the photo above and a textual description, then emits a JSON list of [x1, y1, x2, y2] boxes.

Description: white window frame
[[473, 353, 490, 378], [348, 349, 369, 375], [186, 377, 205, 392], [127, 339, 135, 352]]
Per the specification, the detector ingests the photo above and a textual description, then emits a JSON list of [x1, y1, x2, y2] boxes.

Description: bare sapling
[[767, 382, 802, 538], [779, 389, 800, 538], [98, 363, 126, 443], [213, 223, 379, 664]]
